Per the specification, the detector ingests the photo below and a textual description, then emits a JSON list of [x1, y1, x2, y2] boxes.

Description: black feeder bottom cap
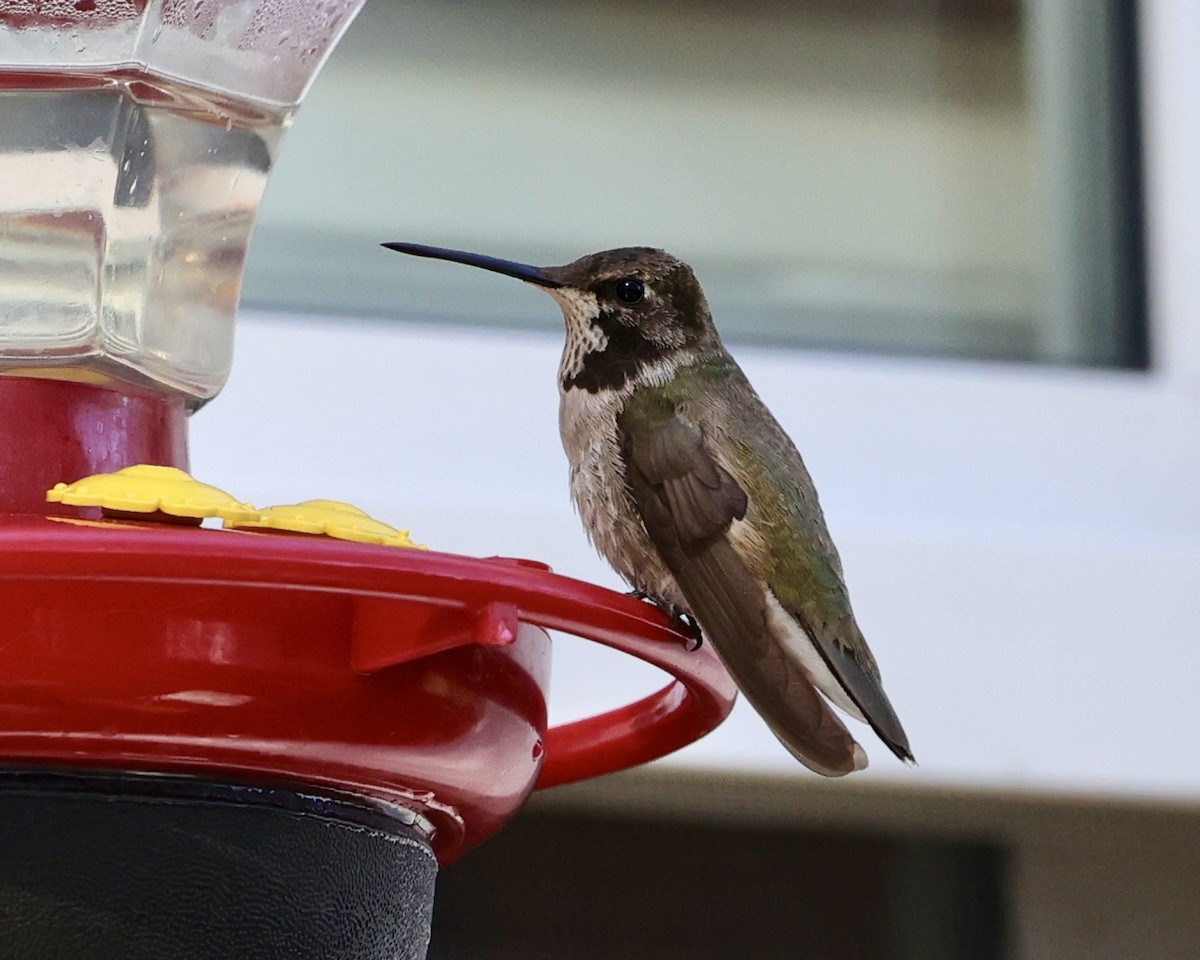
[[0, 770, 438, 960]]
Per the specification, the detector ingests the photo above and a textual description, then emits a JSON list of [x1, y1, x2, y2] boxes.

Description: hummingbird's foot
[[626, 589, 704, 649]]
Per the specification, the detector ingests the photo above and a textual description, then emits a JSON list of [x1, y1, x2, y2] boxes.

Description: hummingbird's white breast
[[556, 363, 683, 605]]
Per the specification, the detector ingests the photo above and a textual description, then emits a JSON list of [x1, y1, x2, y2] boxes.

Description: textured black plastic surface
[[0, 771, 437, 960]]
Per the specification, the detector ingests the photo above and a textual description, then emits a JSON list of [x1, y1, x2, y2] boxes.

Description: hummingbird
[[383, 242, 912, 776]]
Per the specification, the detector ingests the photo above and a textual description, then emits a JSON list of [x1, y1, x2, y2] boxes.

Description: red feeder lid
[[0, 516, 736, 863]]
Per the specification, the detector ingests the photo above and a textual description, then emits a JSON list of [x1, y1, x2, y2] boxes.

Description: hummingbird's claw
[[679, 612, 704, 651]]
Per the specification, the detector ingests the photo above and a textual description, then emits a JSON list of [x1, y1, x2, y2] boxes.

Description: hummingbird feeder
[[0, 4, 736, 958]]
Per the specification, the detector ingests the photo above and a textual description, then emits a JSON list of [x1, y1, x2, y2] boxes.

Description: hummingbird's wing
[[618, 397, 866, 776]]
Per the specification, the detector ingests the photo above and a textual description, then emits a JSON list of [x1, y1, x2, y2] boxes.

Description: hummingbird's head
[[539, 247, 719, 391], [382, 242, 718, 393]]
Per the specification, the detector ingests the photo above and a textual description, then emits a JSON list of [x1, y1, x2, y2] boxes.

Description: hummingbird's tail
[[666, 537, 868, 776]]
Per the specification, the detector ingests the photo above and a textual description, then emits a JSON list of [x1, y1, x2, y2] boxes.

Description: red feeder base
[[0, 376, 737, 957]]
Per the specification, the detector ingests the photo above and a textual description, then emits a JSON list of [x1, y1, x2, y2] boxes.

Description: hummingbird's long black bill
[[381, 242, 563, 288]]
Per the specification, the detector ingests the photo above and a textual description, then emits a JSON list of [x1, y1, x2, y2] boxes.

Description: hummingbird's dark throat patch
[[562, 308, 667, 393]]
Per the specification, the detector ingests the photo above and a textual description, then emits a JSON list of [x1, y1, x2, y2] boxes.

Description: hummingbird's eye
[[614, 277, 645, 305]]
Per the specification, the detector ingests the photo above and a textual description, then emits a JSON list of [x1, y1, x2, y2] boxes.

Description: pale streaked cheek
[[549, 289, 608, 381]]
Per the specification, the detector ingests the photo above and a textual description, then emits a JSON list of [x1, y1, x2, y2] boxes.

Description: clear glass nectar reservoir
[[0, 0, 365, 404]]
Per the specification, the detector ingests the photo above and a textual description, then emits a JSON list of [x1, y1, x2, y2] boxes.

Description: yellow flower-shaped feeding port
[[47, 464, 259, 525], [226, 499, 426, 549]]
